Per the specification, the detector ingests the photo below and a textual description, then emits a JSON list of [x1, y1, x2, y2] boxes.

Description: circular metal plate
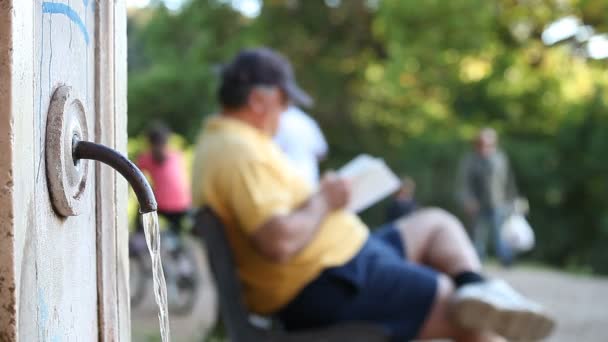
[[45, 86, 89, 217]]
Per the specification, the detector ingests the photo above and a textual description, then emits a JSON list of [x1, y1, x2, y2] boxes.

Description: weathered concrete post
[[0, 1, 129, 340]]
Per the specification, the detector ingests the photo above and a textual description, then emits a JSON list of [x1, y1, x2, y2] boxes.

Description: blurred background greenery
[[126, 0, 608, 275]]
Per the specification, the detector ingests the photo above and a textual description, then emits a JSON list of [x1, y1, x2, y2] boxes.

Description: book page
[[338, 154, 401, 213]]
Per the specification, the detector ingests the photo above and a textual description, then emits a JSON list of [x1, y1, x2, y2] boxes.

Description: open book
[[338, 154, 401, 213]]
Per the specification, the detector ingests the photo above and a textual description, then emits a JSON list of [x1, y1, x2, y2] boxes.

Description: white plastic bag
[[501, 214, 535, 252]]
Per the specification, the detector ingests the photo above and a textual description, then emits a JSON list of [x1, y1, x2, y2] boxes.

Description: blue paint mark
[[42, 2, 89, 45], [37, 288, 49, 332], [83, 0, 89, 7]]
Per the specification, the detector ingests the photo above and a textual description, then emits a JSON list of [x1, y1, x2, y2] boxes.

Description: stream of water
[[142, 212, 171, 342]]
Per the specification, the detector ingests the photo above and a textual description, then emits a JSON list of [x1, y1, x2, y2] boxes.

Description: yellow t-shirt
[[192, 115, 369, 314]]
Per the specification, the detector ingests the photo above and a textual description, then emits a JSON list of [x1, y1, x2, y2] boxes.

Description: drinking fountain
[[45, 85, 157, 217]]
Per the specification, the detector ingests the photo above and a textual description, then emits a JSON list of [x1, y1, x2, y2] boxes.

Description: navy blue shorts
[[278, 224, 439, 341]]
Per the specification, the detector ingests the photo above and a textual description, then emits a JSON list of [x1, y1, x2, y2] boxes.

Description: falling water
[[142, 212, 171, 342]]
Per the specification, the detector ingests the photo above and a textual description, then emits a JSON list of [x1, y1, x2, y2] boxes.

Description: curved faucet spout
[[73, 140, 157, 213]]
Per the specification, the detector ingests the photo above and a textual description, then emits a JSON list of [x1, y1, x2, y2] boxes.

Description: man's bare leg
[[417, 275, 504, 342], [394, 208, 480, 275], [388, 208, 497, 341], [393, 208, 553, 341]]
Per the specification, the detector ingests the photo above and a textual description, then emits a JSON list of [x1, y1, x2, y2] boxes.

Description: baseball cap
[[219, 48, 313, 108]]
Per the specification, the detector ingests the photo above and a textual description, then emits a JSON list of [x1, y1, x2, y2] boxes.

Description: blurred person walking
[[457, 128, 518, 266], [274, 106, 328, 187]]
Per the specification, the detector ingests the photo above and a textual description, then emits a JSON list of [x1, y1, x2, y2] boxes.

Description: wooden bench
[[192, 207, 389, 342]]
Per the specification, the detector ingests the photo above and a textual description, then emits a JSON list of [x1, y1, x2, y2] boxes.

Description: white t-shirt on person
[[274, 106, 328, 187]]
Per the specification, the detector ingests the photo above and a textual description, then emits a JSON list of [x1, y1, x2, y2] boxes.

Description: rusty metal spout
[[72, 140, 157, 213]]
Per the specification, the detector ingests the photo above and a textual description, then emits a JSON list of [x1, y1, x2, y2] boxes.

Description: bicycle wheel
[[166, 237, 200, 315]]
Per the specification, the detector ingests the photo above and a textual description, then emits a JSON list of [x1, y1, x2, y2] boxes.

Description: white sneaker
[[450, 279, 555, 341]]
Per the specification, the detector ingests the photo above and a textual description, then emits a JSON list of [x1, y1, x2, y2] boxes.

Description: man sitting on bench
[[192, 47, 554, 342]]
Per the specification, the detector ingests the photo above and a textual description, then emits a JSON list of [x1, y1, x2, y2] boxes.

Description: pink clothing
[[137, 150, 191, 212]]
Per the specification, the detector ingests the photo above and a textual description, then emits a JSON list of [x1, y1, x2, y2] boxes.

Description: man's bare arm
[[251, 173, 349, 263]]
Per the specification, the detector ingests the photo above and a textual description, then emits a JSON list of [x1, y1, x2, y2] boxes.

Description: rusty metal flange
[[45, 86, 89, 217]]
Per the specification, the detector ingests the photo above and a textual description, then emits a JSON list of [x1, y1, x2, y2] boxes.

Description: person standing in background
[[457, 128, 518, 266], [274, 106, 328, 187], [137, 122, 192, 233], [386, 175, 418, 222]]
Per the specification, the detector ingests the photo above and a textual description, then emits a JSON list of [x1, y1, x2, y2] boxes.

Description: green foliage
[[127, 0, 608, 274], [127, 1, 255, 139]]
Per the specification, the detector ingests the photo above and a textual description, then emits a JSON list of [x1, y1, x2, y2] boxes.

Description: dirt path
[[488, 266, 608, 342], [131, 238, 608, 341]]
